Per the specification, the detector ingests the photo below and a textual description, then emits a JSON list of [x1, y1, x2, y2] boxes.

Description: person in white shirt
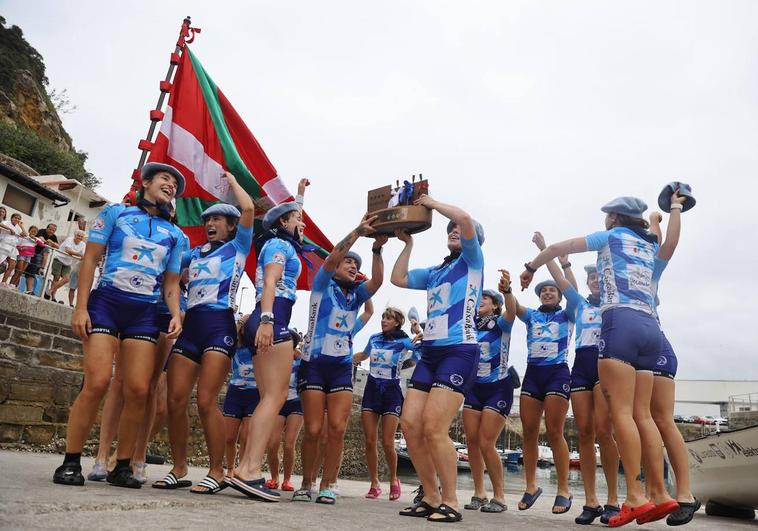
[[48, 230, 86, 302], [1, 212, 26, 287]]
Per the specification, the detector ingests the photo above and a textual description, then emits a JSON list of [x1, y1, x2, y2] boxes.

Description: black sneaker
[[53, 462, 85, 486], [145, 454, 165, 465], [107, 466, 142, 489]]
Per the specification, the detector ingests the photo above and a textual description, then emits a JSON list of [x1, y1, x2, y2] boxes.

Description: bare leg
[[319, 391, 353, 490], [115, 339, 157, 461], [266, 415, 286, 484], [518, 395, 543, 508], [463, 408, 486, 499], [401, 389, 440, 506], [380, 414, 400, 484], [224, 416, 242, 477], [593, 384, 619, 506], [544, 395, 571, 511], [163, 354, 199, 481], [95, 356, 124, 463], [132, 333, 172, 465], [479, 409, 507, 503], [299, 391, 326, 491], [282, 414, 303, 484], [572, 390, 599, 507], [362, 411, 380, 489]]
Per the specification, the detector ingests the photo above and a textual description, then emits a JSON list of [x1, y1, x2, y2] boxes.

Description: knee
[[578, 423, 595, 442], [196, 395, 218, 418], [466, 433, 480, 450], [422, 420, 448, 444], [82, 375, 111, 399], [328, 421, 347, 440], [284, 441, 296, 453], [632, 407, 652, 425], [401, 419, 422, 440], [545, 424, 565, 443], [650, 408, 669, 428], [596, 423, 613, 443], [123, 381, 150, 404], [304, 423, 322, 441], [167, 393, 189, 415], [381, 434, 395, 452]]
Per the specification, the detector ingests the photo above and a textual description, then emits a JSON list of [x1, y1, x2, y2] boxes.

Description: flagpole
[[127, 16, 201, 198]]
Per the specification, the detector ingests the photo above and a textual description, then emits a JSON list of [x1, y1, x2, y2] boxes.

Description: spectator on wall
[[47, 230, 86, 302], [0, 212, 27, 287]]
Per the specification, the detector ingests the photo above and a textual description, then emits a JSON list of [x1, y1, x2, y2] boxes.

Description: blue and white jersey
[[156, 232, 190, 316], [585, 227, 659, 315], [302, 266, 372, 364], [255, 238, 301, 302], [88, 204, 185, 303], [186, 224, 253, 311], [287, 358, 301, 400], [651, 256, 668, 322], [230, 345, 256, 389], [476, 316, 514, 383], [519, 307, 572, 366], [564, 286, 602, 350], [406, 235, 484, 347], [362, 332, 421, 381]]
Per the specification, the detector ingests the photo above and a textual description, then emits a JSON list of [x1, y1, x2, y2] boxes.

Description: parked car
[[691, 416, 707, 425], [714, 417, 729, 425], [703, 416, 717, 425], [673, 415, 685, 423]]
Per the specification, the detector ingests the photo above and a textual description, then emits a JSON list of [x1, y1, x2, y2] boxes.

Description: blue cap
[[482, 289, 504, 307], [408, 306, 420, 322], [534, 279, 561, 297], [446, 220, 485, 245], [584, 264, 597, 274], [141, 162, 186, 197], [601, 196, 648, 219], [345, 251, 362, 270], [657, 181, 696, 213], [263, 202, 300, 231], [201, 203, 241, 220]]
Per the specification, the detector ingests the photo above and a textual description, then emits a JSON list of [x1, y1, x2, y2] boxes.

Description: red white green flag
[[148, 48, 332, 289]]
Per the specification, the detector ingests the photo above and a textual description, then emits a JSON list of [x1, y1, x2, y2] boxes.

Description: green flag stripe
[[187, 49, 263, 199], [175, 196, 219, 226]]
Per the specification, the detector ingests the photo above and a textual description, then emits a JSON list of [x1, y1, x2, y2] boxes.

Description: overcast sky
[[5, 1, 757, 381]]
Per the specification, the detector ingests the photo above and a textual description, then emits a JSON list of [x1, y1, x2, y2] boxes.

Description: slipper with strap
[[226, 476, 281, 502], [480, 499, 507, 513], [281, 480, 295, 492], [608, 502, 656, 528], [365, 487, 382, 499], [552, 494, 573, 514], [315, 488, 337, 505], [53, 462, 85, 486], [292, 488, 312, 502], [666, 499, 700, 526], [427, 503, 463, 523], [600, 504, 620, 525], [400, 500, 436, 517], [464, 496, 488, 510], [389, 479, 401, 501], [87, 460, 107, 482], [636, 499, 679, 524], [518, 487, 543, 510], [575, 505, 603, 524], [191, 475, 226, 495], [152, 472, 192, 490]]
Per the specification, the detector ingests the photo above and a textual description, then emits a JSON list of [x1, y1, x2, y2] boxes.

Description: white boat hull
[[686, 424, 758, 510]]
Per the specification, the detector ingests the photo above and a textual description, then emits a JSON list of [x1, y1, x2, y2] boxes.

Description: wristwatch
[[372, 247, 382, 254], [260, 312, 274, 325]]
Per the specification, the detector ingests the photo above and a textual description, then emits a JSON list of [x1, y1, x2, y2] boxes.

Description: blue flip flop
[[518, 487, 543, 510], [552, 494, 573, 514]]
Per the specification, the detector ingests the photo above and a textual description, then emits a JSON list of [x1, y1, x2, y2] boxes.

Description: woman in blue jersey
[[648, 192, 698, 526], [265, 329, 304, 492], [519, 197, 678, 527], [222, 318, 259, 480], [54, 163, 187, 489], [461, 287, 515, 514], [292, 213, 386, 505], [159, 171, 254, 495], [353, 307, 421, 501], [532, 232, 620, 525], [391, 195, 483, 523], [504, 262, 573, 515], [229, 188, 316, 501]]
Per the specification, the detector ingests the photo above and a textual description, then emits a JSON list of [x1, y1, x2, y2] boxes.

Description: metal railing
[[728, 392, 758, 413]]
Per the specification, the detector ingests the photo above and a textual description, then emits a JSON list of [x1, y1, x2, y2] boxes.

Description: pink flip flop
[[390, 479, 401, 501], [365, 487, 382, 499]]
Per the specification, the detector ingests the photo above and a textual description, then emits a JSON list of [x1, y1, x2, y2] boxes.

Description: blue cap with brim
[[482, 289, 504, 307], [141, 162, 187, 197], [534, 279, 561, 297], [345, 251, 362, 270], [446, 220, 485, 245], [657, 181, 696, 213], [263, 202, 300, 231], [584, 264, 597, 274], [201, 203, 241, 220], [408, 306, 420, 322], [601, 196, 647, 219]]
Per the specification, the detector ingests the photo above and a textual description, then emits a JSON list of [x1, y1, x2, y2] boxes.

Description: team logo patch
[[133, 217, 140, 223], [92, 218, 105, 230], [598, 338, 606, 352], [487, 320, 496, 330], [224, 336, 234, 347], [395, 406, 402, 414], [272, 252, 287, 265], [450, 374, 464, 386], [562, 383, 570, 393], [496, 400, 507, 409], [656, 355, 667, 366], [202, 243, 212, 253], [129, 275, 144, 288]]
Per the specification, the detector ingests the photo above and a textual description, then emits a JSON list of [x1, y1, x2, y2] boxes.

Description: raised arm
[[499, 269, 526, 320], [657, 191, 685, 260], [296, 178, 310, 208], [364, 234, 388, 295], [520, 236, 588, 290], [390, 229, 414, 288], [357, 298, 374, 326], [225, 172, 254, 228], [323, 213, 377, 273], [532, 232, 574, 292], [649, 212, 663, 244], [414, 194, 475, 240]]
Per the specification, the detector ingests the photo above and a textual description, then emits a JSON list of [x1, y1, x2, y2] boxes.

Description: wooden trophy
[[367, 174, 433, 236]]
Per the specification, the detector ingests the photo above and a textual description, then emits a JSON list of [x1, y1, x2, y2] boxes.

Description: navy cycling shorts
[[651, 332, 677, 379], [297, 358, 353, 394], [521, 363, 571, 401], [87, 286, 159, 343], [278, 398, 303, 417], [361, 376, 404, 416], [243, 297, 294, 355], [408, 344, 479, 396], [464, 379, 514, 416], [570, 347, 600, 392], [173, 308, 237, 364], [597, 307, 662, 371], [222, 384, 260, 419]]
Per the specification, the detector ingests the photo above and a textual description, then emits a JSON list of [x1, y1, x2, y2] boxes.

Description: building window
[[2, 185, 36, 216]]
